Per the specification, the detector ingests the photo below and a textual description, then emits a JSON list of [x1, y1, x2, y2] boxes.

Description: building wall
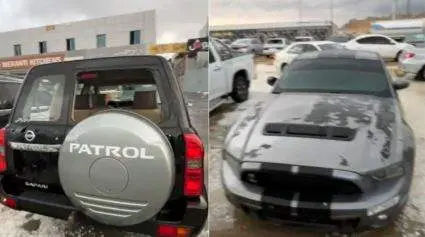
[[0, 10, 156, 58]]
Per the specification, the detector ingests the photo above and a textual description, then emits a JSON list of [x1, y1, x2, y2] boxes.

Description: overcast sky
[[210, 0, 425, 26], [0, 0, 207, 43]]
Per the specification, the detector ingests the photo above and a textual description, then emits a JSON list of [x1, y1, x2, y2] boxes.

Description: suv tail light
[[404, 52, 416, 59], [157, 224, 191, 237], [0, 128, 7, 173], [183, 133, 204, 197]]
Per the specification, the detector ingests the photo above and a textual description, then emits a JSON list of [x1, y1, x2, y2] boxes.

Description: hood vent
[[263, 123, 356, 141]]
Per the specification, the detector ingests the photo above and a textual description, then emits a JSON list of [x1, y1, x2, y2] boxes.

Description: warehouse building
[[0, 10, 156, 75], [210, 21, 336, 42]]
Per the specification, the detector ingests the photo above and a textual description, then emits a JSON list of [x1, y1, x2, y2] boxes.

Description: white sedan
[[274, 41, 343, 74], [343, 34, 414, 61]]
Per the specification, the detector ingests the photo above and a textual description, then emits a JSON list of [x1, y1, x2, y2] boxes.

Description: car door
[[374, 36, 399, 59], [353, 36, 380, 53], [209, 40, 232, 100]]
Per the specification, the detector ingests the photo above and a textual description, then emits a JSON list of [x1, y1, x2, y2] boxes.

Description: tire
[[59, 110, 174, 227], [230, 75, 249, 103], [417, 66, 425, 81], [395, 51, 402, 62], [281, 63, 287, 74]]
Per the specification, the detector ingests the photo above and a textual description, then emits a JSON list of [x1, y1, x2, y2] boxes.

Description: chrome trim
[[9, 142, 62, 153]]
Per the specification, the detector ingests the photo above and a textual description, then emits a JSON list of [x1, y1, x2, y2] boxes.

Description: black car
[[221, 50, 414, 233], [0, 74, 22, 128], [0, 56, 207, 237]]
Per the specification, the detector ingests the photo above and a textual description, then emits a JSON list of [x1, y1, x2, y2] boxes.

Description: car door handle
[[213, 66, 221, 71]]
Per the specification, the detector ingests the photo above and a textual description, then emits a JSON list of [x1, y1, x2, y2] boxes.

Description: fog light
[[367, 195, 399, 216], [1, 196, 17, 209], [377, 214, 388, 220]]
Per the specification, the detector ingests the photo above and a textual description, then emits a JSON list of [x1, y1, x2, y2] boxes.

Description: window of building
[[13, 44, 22, 56], [97, 34, 106, 48], [66, 38, 76, 51], [130, 30, 141, 45], [39, 41, 47, 54]]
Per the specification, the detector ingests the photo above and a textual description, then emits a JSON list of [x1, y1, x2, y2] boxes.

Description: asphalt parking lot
[[0, 92, 208, 237], [208, 58, 425, 237]]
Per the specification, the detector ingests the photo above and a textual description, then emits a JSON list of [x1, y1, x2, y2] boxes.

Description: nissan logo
[[24, 130, 36, 142]]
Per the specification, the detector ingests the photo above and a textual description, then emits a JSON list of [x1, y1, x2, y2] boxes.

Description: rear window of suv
[[0, 81, 21, 110], [71, 68, 163, 124], [12, 68, 164, 124]]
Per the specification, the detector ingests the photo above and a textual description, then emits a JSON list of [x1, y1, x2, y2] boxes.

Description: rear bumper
[[221, 160, 409, 233], [0, 176, 208, 236], [399, 60, 423, 76]]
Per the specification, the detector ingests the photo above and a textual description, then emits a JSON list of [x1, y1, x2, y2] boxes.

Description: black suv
[[0, 56, 207, 237], [0, 74, 22, 128]]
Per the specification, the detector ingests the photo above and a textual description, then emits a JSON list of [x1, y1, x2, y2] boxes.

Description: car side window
[[287, 45, 304, 54], [303, 44, 319, 52], [375, 36, 392, 45], [213, 39, 232, 61], [357, 36, 379, 44], [0, 82, 21, 110]]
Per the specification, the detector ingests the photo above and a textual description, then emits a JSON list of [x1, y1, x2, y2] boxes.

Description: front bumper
[[0, 176, 208, 237], [398, 60, 423, 79], [221, 160, 409, 233]]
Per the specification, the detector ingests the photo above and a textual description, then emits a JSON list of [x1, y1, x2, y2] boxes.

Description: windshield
[[327, 36, 351, 42], [273, 58, 391, 97], [233, 39, 252, 44]]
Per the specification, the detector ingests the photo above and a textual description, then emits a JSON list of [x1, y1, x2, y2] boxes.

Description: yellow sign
[[149, 43, 186, 54]]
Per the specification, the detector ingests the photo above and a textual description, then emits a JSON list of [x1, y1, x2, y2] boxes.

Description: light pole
[[330, 0, 334, 33], [299, 0, 303, 22], [391, 0, 397, 20]]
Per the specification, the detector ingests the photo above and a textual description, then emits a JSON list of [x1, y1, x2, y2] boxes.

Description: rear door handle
[[213, 66, 221, 71]]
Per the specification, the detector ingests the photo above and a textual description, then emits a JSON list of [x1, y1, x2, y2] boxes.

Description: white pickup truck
[[209, 38, 254, 112]]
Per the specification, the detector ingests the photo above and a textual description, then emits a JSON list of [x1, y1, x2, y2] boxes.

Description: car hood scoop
[[264, 123, 356, 141]]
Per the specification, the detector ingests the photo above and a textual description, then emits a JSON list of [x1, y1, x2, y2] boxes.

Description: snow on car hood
[[224, 93, 406, 173]]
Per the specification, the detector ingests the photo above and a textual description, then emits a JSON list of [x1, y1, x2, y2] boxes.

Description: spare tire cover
[[59, 110, 174, 226]]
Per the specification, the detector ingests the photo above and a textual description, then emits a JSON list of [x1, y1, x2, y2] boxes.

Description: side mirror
[[392, 79, 409, 90], [267, 76, 278, 86]]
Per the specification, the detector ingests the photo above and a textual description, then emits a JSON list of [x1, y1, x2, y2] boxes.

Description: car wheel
[[231, 75, 249, 103], [395, 51, 403, 62], [281, 63, 287, 73], [417, 66, 425, 81]]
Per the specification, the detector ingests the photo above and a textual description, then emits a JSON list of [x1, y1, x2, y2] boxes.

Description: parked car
[[209, 38, 254, 111], [0, 74, 22, 128], [218, 38, 232, 45], [343, 34, 414, 61], [274, 41, 344, 74], [0, 56, 207, 237], [326, 34, 354, 43], [399, 48, 425, 81], [403, 33, 425, 48], [294, 36, 314, 42], [262, 38, 290, 57], [222, 49, 413, 233], [230, 38, 263, 54]]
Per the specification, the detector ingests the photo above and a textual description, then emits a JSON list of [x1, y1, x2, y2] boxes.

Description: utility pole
[[391, 0, 397, 20], [299, 0, 303, 22], [406, 0, 410, 15], [330, 0, 334, 33]]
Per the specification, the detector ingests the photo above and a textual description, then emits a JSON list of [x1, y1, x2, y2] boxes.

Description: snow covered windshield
[[274, 58, 391, 97]]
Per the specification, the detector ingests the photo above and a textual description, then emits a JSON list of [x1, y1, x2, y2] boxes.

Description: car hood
[[225, 93, 404, 173]]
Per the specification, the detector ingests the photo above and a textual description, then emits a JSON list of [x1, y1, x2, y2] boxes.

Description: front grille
[[242, 170, 362, 197]]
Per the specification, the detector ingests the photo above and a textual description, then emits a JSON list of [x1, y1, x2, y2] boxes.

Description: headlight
[[370, 162, 404, 181], [367, 195, 400, 216]]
